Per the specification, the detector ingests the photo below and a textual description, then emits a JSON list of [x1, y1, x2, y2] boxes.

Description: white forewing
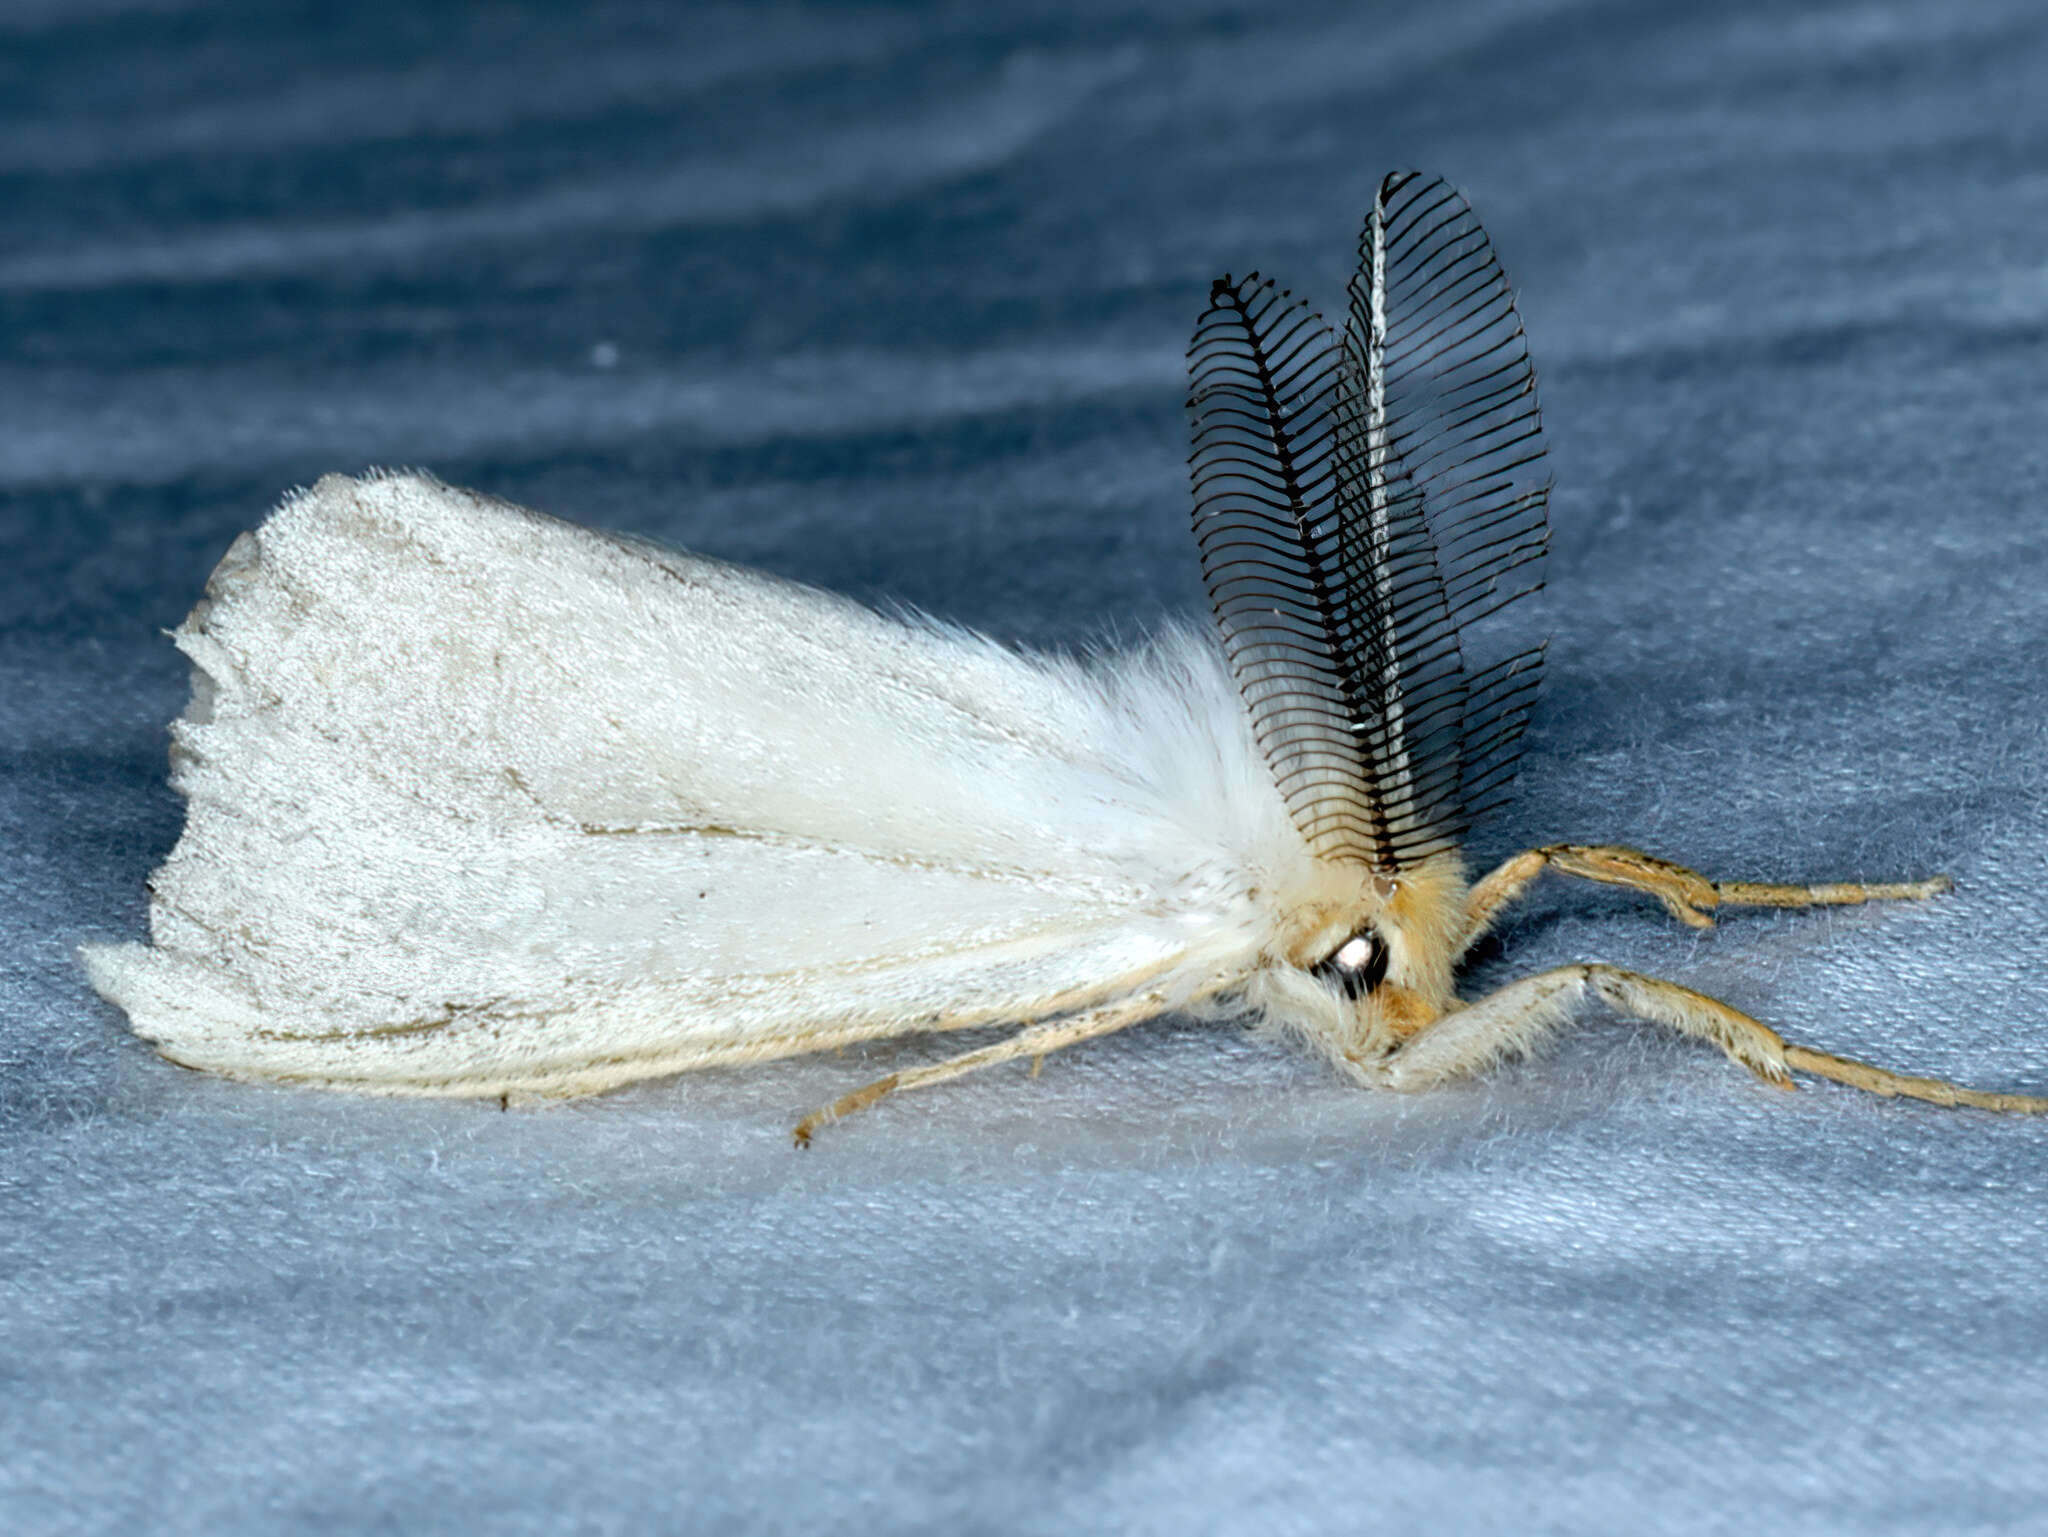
[[86, 472, 1315, 1096]]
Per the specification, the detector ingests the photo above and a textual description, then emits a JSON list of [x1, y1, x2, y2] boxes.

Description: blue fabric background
[[7, 2, 2048, 1531]]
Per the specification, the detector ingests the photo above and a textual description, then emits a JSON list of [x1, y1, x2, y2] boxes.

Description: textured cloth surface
[[7, 2, 2048, 1532]]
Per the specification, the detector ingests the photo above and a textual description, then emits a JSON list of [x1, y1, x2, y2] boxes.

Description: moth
[[85, 171, 2046, 1141]]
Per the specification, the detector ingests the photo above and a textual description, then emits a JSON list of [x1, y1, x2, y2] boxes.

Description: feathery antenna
[[1187, 173, 1549, 870]]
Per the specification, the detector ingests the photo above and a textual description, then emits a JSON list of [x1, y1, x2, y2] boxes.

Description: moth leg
[[1380, 964, 2048, 1114], [1460, 848, 1555, 942], [1714, 873, 1951, 911], [1379, 964, 1794, 1091], [1778, 1044, 2048, 1113], [1463, 843, 1950, 945], [791, 995, 1163, 1147]]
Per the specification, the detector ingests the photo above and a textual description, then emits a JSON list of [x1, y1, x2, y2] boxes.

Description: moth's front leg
[[1374, 964, 1793, 1092], [1463, 844, 1952, 949], [1374, 964, 2048, 1114]]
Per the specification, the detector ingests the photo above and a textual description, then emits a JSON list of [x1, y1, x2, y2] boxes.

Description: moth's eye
[[1312, 930, 1389, 999]]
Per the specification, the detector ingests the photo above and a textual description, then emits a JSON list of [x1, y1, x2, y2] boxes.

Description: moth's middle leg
[[1463, 844, 1951, 945]]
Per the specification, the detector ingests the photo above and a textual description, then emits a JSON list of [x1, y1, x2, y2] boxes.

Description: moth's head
[[1251, 854, 1467, 1070]]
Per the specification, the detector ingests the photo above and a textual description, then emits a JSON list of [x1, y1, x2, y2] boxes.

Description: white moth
[[85, 173, 2048, 1140]]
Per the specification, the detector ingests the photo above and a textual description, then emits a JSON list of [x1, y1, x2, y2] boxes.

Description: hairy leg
[[792, 993, 1164, 1146], [1463, 843, 1950, 947], [1781, 1045, 2048, 1113], [1380, 963, 1792, 1090], [1378, 963, 2048, 1113]]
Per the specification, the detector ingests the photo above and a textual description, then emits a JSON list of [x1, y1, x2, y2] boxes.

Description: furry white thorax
[[84, 471, 1459, 1097]]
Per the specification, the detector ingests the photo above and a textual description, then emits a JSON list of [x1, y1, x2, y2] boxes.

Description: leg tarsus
[[1715, 873, 1951, 910], [1783, 1043, 2048, 1114]]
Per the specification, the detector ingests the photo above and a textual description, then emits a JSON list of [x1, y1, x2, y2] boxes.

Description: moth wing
[[85, 472, 1253, 1097]]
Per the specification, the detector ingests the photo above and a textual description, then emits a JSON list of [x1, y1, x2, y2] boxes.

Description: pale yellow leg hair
[[791, 994, 1163, 1146], [1781, 1045, 2048, 1113], [1383, 964, 1791, 1091], [1382, 963, 2048, 1113], [1463, 843, 1950, 947]]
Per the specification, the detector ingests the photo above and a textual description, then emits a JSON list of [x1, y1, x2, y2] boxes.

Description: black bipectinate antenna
[[1187, 172, 1549, 871]]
